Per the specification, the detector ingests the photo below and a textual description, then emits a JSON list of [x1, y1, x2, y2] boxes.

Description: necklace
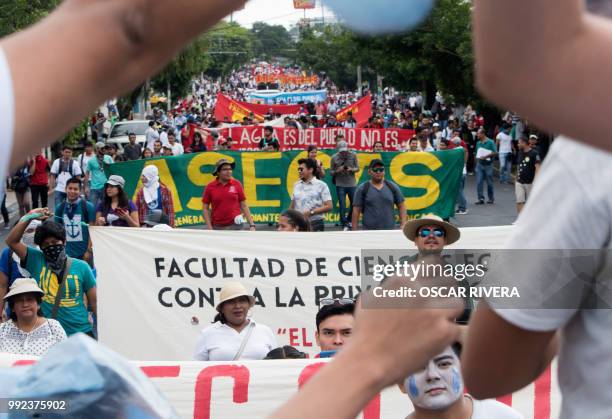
[[18, 317, 41, 334]]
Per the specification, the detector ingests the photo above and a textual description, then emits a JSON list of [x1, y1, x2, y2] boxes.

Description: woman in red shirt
[[29, 153, 50, 208]]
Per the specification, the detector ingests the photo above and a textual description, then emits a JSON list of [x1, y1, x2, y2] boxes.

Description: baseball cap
[[106, 175, 125, 188], [95, 141, 105, 149], [529, 134, 538, 140], [337, 140, 348, 152], [369, 159, 385, 168]]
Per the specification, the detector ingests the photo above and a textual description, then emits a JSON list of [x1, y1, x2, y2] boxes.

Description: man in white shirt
[[495, 124, 515, 184], [0, 0, 247, 187], [290, 158, 333, 232], [168, 132, 184, 155], [463, 137, 612, 419], [400, 344, 523, 419], [49, 146, 82, 203], [145, 121, 160, 151]]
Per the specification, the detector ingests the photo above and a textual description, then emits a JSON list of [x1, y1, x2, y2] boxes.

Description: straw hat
[[216, 282, 255, 312], [3, 278, 44, 300], [403, 214, 461, 245]]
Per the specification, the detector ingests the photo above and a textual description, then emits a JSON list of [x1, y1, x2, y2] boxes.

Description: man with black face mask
[[5, 210, 97, 337]]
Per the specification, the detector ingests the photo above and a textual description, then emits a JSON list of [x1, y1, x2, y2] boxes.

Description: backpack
[[58, 159, 74, 176], [10, 166, 29, 191], [56, 200, 90, 224], [361, 180, 396, 209]]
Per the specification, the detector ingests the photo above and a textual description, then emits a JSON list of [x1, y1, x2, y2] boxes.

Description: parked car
[[107, 120, 148, 153]]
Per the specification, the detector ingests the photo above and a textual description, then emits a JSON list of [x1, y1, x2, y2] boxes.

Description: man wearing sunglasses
[[352, 159, 406, 231], [315, 298, 355, 354], [403, 214, 461, 252]]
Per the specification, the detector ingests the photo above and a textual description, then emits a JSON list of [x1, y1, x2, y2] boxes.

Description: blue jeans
[[336, 186, 356, 226], [456, 174, 467, 211], [499, 152, 513, 183], [54, 191, 67, 205], [89, 188, 104, 212], [476, 164, 494, 202]]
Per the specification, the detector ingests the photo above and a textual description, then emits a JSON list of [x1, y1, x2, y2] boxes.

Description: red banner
[[255, 74, 319, 86], [213, 94, 265, 123], [237, 100, 302, 116], [294, 0, 316, 9], [213, 126, 415, 151], [335, 95, 372, 128]]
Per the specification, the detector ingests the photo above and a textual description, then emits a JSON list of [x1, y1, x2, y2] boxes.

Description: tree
[[204, 22, 256, 78], [151, 36, 212, 99], [0, 0, 60, 37], [296, 26, 359, 90], [251, 22, 295, 60]]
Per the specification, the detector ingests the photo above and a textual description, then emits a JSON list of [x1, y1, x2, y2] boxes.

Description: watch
[[310, 210, 315, 216]]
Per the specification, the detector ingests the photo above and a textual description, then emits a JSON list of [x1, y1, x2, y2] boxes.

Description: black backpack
[[59, 159, 74, 176]]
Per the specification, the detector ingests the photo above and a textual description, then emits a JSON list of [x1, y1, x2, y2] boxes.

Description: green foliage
[[295, 0, 479, 104], [251, 22, 295, 60], [0, 0, 60, 37], [204, 22, 256, 78], [296, 26, 359, 90], [151, 36, 211, 99], [62, 117, 89, 147]]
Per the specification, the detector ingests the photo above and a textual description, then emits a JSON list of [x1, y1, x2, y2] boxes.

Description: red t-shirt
[[30, 155, 49, 186], [202, 178, 246, 226]]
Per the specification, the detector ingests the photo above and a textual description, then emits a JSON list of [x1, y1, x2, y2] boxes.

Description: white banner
[[0, 354, 559, 419], [92, 227, 512, 361]]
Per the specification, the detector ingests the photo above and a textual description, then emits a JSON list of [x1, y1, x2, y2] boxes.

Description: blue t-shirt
[[55, 199, 96, 258], [0, 247, 26, 287], [25, 247, 96, 335]]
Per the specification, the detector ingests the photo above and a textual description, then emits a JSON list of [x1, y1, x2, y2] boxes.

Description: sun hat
[[3, 278, 44, 300], [213, 159, 235, 176], [402, 214, 460, 245], [216, 282, 255, 312]]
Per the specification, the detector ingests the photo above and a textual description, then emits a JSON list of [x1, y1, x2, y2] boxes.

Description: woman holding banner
[[193, 282, 276, 361]]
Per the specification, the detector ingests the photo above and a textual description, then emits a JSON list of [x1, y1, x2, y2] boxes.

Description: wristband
[[20, 212, 43, 223]]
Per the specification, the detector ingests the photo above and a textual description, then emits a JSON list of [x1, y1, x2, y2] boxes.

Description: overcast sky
[[225, 0, 335, 28]]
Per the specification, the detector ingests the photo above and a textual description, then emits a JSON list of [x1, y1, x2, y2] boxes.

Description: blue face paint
[[324, 0, 436, 35], [408, 376, 419, 397], [451, 368, 461, 395]]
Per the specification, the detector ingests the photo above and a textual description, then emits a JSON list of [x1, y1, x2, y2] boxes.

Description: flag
[[335, 94, 372, 128], [214, 93, 265, 123]]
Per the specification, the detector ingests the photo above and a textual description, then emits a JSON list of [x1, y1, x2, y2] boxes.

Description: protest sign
[[0, 353, 560, 419], [107, 148, 461, 227], [92, 227, 511, 360]]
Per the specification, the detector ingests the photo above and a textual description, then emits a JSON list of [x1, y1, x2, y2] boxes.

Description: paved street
[[0, 174, 516, 251]]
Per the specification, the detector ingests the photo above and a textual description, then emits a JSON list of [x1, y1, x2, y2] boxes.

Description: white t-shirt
[[492, 136, 612, 419], [496, 132, 513, 154], [0, 48, 15, 190], [78, 152, 94, 174], [171, 142, 184, 156], [145, 127, 160, 151], [50, 158, 82, 192], [471, 397, 523, 418], [193, 319, 277, 361]]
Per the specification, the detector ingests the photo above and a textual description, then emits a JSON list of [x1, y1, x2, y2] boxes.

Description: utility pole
[[322, 5, 325, 25], [357, 65, 362, 96]]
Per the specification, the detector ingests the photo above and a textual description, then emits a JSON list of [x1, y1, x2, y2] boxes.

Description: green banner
[[107, 150, 463, 227]]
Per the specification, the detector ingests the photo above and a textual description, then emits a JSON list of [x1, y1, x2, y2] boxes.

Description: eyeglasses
[[319, 298, 355, 309], [371, 167, 385, 173], [418, 228, 446, 238]]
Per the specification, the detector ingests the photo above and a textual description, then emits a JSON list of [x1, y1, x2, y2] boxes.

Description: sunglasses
[[319, 298, 355, 309], [418, 228, 446, 238], [371, 167, 385, 173]]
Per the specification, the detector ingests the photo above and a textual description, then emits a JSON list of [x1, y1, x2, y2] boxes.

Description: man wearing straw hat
[[193, 282, 276, 361], [403, 214, 461, 251]]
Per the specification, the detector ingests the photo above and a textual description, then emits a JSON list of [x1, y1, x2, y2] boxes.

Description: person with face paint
[[0, 219, 40, 321], [134, 165, 175, 228], [0, 278, 67, 356], [277, 209, 311, 232], [194, 282, 276, 361], [5, 211, 97, 337], [399, 344, 522, 418]]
